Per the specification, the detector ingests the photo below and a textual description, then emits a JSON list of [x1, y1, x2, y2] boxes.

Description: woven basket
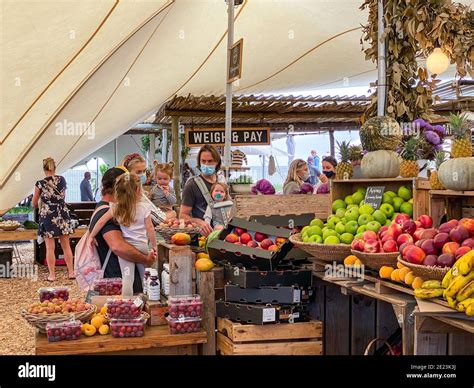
[[351, 250, 400, 271], [155, 226, 201, 244], [21, 305, 97, 333], [289, 233, 351, 262], [397, 257, 450, 281], [0, 225, 20, 231]]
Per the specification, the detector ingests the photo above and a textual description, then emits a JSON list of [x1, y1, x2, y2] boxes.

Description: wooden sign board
[[228, 38, 243, 83], [185, 127, 270, 147], [364, 186, 385, 210]]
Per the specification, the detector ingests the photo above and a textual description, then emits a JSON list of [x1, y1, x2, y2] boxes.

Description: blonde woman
[[32, 157, 74, 281], [282, 159, 312, 195], [88, 172, 157, 296]]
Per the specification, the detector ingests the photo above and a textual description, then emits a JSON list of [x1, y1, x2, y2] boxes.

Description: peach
[[275, 237, 287, 246], [438, 219, 459, 234], [387, 223, 402, 239], [247, 241, 258, 248], [461, 238, 474, 248], [449, 225, 469, 243], [417, 215, 433, 229], [394, 213, 411, 226], [420, 228, 438, 240], [239, 233, 253, 245], [260, 238, 274, 250], [382, 240, 398, 253], [267, 245, 279, 252], [433, 233, 450, 250], [362, 230, 378, 241], [420, 239, 438, 255], [402, 220, 416, 235], [363, 239, 381, 253], [399, 242, 413, 255], [455, 246, 471, 259], [459, 218, 474, 236], [415, 220, 422, 228], [442, 241, 460, 255], [397, 234, 414, 246], [351, 239, 365, 252], [378, 226, 389, 236], [225, 233, 239, 243], [413, 228, 425, 242], [381, 234, 395, 243], [403, 245, 426, 265]]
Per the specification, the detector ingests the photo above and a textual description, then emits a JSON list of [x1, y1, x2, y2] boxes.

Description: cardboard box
[[216, 301, 277, 324], [225, 284, 302, 304], [224, 264, 312, 288], [144, 301, 169, 326], [277, 304, 311, 323], [207, 218, 293, 271]]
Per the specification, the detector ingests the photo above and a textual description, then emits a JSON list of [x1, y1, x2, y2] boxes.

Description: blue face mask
[[200, 165, 216, 176], [215, 193, 222, 200], [140, 174, 147, 185]]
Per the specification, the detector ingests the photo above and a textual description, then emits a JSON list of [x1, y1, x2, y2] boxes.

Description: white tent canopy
[[1, 0, 470, 210]]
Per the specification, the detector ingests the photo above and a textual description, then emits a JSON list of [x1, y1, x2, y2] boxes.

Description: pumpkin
[[361, 150, 400, 178], [438, 157, 474, 191]]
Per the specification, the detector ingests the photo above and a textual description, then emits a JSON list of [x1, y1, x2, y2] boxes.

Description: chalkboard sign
[[364, 186, 385, 210]]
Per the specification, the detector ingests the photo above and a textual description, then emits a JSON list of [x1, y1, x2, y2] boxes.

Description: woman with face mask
[[282, 159, 313, 195], [313, 155, 338, 194]]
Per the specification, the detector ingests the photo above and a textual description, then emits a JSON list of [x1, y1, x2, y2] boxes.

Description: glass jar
[[143, 268, 152, 294], [148, 269, 160, 301]]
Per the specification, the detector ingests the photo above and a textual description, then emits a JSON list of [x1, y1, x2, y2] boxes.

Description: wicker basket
[[0, 225, 20, 231], [289, 233, 351, 262], [21, 305, 97, 333], [397, 257, 450, 281], [351, 250, 400, 271], [155, 226, 201, 244]]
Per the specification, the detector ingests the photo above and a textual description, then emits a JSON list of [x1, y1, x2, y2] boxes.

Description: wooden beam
[[163, 109, 363, 119], [329, 129, 335, 157], [171, 116, 181, 204]]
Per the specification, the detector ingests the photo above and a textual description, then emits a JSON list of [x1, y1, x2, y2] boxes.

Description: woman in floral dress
[[32, 158, 74, 281]]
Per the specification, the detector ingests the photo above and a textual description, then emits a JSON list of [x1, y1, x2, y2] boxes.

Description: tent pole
[[172, 116, 181, 205], [162, 128, 168, 162], [224, 0, 235, 176], [149, 133, 156, 167], [329, 129, 335, 157], [114, 138, 118, 166], [377, 0, 386, 116]]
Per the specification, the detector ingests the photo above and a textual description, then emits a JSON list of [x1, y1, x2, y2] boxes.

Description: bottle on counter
[[143, 268, 152, 294], [148, 269, 160, 301], [161, 263, 170, 297]]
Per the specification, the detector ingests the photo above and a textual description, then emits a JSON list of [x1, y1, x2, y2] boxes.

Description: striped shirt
[[231, 150, 247, 166]]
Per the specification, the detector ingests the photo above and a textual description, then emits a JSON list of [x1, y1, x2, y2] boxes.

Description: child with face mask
[[203, 182, 234, 229], [283, 159, 314, 195]]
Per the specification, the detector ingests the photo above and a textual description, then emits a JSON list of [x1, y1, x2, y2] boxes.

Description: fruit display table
[[429, 189, 474, 227], [35, 325, 207, 355], [0, 228, 86, 241]]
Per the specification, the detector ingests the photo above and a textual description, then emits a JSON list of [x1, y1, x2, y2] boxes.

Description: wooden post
[[198, 270, 217, 355], [351, 294, 376, 355], [148, 133, 156, 167], [329, 129, 335, 157], [169, 245, 193, 296], [161, 128, 168, 162], [171, 116, 181, 204]]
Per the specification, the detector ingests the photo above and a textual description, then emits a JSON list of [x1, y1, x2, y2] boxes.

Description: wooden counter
[[0, 228, 87, 242], [36, 325, 207, 355]]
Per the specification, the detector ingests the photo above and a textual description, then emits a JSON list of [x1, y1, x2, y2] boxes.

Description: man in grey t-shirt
[[80, 171, 94, 201]]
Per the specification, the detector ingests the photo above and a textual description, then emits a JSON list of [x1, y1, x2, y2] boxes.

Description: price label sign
[[364, 186, 385, 210]]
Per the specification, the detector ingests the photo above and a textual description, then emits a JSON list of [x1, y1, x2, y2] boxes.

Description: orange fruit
[[98, 324, 109, 335], [404, 271, 415, 286], [100, 306, 107, 315], [379, 266, 394, 279], [91, 316, 105, 329], [344, 255, 358, 266], [390, 268, 401, 282], [353, 259, 363, 267], [412, 277, 424, 290], [84, 324, 97, 337], [397, 262, 406, 269], [398, 267, 411, 283]]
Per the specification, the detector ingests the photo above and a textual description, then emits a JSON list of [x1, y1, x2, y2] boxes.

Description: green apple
[[347, 204, 359, 210], [344, 195, 355, 205], [359, 200, 365, 207], [382, 193, 393, 205], [340, 233, 354, 245], [351, 191, 364, 204], [327, 216, 341, 229], [385, 219, 392, 226], [398, 185, 412, 201], [366, 220, 382, 233], [307, 226, 322, 237], [359, 204, 375, 215], [379, 203, 395, 219], [302, 226, 310, 235], [358, 214, 374, 225], [322, 227, 329, 234], [408, 198, 413, 204], [324, 235, 341, 245], [345, 207, 360, 222], [357, 187, 367, 196], [392, 196, 404, 211], [354, 233, 363, 240], [384, 190, 396, 198], [309, 234, 323, 243], [303, 235, 310, 243], [341, 217, 347, 224], [335, 222, 346, 235], [345, 220, 359, 235], [332, 199, 346, 213], [357, 225, 367, 234], [335, 208, 346, 219], [400, 202, 413, 217], [310, 218, 325, 228], [323, 229, 338, 240], [372, 209, 387, 225]]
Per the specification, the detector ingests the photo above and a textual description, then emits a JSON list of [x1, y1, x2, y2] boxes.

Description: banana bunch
[[414, 280, 445, 299], [441, 251, 474, 317]]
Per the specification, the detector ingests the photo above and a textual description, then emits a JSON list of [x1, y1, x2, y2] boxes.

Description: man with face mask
[[180, 145, 226, 236]]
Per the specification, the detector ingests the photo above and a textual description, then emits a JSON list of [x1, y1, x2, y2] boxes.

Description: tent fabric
[[1, 0, 470, 210]]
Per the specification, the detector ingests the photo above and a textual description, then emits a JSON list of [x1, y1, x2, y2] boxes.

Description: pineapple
[[399, 138, 420, 178], [348, 145, 363, 164], [335, 141, 353, 180], [450, 113, 472, 158], [429, 151, 446, 190]]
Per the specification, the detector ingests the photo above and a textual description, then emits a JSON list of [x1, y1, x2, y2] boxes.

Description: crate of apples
[[46, 320, 82, 342], [167, 316, 201, 334], [92, 278, 122, 296], [110, 317, 146, 338], [38, 287, 69, 302], [106, 299, 142, 319], [224, 227, 286, 252], [168, 295, 202, 319]]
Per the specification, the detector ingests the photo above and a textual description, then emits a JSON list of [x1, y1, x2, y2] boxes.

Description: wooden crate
[[216, 318, 322, 355], [330, 178, 430, 219], [429, 190, 474, 227], [233, 194, 330, 220]]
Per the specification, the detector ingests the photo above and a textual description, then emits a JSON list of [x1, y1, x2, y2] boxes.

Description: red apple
[[381, 234, 395, 243], [387, 223, 402, 239], [394, 213, 411, 226], [225, 233, 239, 243], [403, 245, 426, 265], [382, 240, 398, 253], [254, 232, 268, 242], [461, 238, 474, 248], [417, 215, 433, 229], [414, 220, 422, 228], [433, 233, 450, 250], [362, 230, 378, 241], [420, 239, 438, 255], [438, 219, 459, 234], [351, 239, 365, 252], [397, 234, 414, 246], [423, 255, 438, 266], [413, 228, 426, 242], [378, 226, 389, 236], [247, 241, 258, 248], [363, 239, 381, 253], [260, 238, 274, 250], [239, 233, 252, 245], [459, 218, 474, 236], [442, 241, 460, 255], [402, 220, 417, 235], [455, 246, 471, 259], [234, 227, 247, 236], [449, 226, 469, 243]]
